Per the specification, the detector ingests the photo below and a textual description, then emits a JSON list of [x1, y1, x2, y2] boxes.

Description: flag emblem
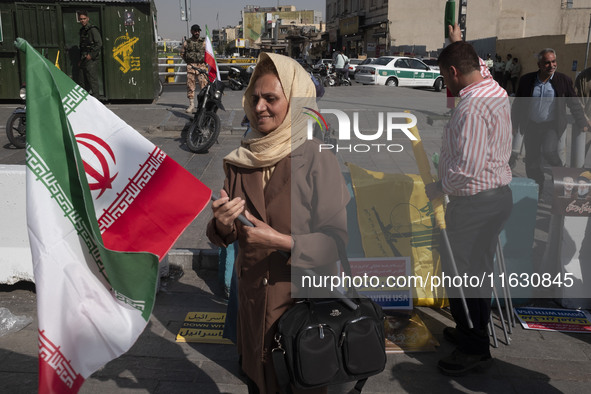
[[75, 133, 118, 199]]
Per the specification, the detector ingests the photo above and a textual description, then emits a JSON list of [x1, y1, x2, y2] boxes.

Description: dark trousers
[[443, 186, 513, 355], [503, 71, 511, 89], [336, 67, 349, 79], [511, 77, 518, 94], [523, 122, 563, 189], [80, 58, 100, 98], [494, 71, 503, 84]]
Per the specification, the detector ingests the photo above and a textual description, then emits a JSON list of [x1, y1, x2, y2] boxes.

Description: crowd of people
[[487, 52, 523, 95]]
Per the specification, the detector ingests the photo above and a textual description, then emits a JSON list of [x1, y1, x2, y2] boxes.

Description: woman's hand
[[212, 189, 245, 237], [239, 211, 292, 252]]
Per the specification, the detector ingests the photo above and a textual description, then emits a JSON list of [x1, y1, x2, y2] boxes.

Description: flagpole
[[405, 111, 474, 330]]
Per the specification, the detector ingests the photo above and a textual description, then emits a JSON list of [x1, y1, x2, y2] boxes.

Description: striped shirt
[[439, 72, 513, 196]]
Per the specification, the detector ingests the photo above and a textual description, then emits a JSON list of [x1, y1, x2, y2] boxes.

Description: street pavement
[[1, 83, 591, 393]]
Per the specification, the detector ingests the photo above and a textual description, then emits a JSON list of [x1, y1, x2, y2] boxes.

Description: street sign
[[179, 0, 191, 21]]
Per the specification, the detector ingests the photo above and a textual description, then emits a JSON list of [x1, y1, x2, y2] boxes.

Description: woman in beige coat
[[206, 53, 350, 393]]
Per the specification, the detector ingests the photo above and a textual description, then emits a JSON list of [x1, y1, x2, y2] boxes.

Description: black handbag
[[272, 237, 387, 393]]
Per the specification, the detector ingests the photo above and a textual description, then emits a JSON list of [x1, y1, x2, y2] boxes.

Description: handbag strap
[[350, 378, 368, 394], [330, 233, 361, 300], [272, 346, 293, 394]]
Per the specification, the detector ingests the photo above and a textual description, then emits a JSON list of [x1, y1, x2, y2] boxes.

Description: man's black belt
[[448, 185, 510, 201]]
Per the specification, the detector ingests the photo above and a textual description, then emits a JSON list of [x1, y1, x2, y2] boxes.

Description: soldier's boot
[[185, 98, 195, 114]]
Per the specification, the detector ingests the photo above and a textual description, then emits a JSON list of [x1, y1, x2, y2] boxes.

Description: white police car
[[355, 56, 444, 91]]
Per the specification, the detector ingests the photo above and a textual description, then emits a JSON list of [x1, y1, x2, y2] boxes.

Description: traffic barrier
[[0, 165, 33, 284]]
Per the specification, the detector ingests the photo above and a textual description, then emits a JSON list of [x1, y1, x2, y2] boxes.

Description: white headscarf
[[223, 52, 317, 172]]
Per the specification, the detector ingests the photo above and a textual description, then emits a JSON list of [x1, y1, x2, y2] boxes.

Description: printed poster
[[176, 312, 233, 344], [514, 307, 591, 333], [347, 162, 448, 308], [551, 167, 591, 216], [341, 257, 413, 310]]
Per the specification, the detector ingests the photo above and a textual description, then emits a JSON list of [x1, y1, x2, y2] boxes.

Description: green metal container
[[0, 1, 158, 101]]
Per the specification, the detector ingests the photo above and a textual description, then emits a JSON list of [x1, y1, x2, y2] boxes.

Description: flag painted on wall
[[205, 25, 220, 82], [16, 38, 211, 393]]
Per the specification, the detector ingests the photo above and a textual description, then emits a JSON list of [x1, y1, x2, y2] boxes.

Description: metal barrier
[[157, 56, 256, 83]]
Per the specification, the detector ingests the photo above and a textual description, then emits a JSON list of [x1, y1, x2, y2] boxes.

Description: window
[[395, 59, 412, 68], [374, 57, 393, 66], [410, 59, 429, 71]]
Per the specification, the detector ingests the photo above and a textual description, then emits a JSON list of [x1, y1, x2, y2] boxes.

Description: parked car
[[354, 57, 377, 79], [359, 57, 378, 66], [313, 58, 333, 70], [420, 57, 440, 71], [355, 56, 444, 91], [347, 59, 363, 79]]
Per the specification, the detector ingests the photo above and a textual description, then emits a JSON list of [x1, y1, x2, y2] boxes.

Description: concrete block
[[0, 165, 33, 284]]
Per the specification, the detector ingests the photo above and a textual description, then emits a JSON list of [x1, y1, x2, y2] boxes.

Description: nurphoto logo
[[304, 108, 418, 153]]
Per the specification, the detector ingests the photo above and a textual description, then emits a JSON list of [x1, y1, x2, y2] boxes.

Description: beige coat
[[207, 139, 349, 393]]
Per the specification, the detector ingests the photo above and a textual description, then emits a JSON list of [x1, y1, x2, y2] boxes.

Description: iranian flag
[[17, 38, 211, 393], [205, 25, 220, 82]]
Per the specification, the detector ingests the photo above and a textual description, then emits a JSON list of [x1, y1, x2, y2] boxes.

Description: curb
[[166, 248, 219, 271]]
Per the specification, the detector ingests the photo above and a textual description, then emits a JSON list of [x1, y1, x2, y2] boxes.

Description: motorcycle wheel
[[6, 112, 26, 149], [186, 111, 221, 153], [327, 77, 336, 87], [229, 80, 243, 91]]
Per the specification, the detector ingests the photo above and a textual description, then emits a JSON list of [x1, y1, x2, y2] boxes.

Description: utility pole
[[458, 0, 467, 40], [180, 0, 191, 37], [584, 13, 591, 71]]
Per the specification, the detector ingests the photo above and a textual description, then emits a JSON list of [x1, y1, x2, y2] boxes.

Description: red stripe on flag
[[100, 156, 211, 260], [39, 359, 84, 394], [38, 330, 84, 394], [205, 52, 217, 83]]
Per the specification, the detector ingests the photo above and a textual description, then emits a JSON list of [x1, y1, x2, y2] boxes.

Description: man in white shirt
[[334, 50, 350, 79]]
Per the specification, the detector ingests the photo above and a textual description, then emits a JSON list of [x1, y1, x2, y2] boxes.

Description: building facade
[[325, 0, 591, 76], [240, 5, 322, 54]]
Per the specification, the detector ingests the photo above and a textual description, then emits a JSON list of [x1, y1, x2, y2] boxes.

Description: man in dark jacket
[[511, 48, 589, 192], [78, 10, 102, 98]]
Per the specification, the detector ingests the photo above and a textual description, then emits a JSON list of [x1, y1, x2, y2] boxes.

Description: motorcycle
[[327, 64, 351, 87], [228, 65, 253, 91], [6, 86, 27, 149], [335, 67, 352, 86], [186, 67, 225, 153], [312, 63, 330, 87]]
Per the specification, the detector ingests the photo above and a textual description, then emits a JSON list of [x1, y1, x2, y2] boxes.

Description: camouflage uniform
[[79, 23, 102, 98], [181, 37, 208, 99]]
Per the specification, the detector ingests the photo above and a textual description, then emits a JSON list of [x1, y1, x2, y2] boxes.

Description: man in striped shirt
[[425, 26, 513, 376]]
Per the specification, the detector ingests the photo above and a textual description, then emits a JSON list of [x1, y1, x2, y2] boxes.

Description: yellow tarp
[[384, 312, 439, 353], [347, 162, 448, 308]]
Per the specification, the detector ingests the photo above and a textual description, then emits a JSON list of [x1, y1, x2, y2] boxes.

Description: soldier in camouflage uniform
[[78, 11, 102, 98], [181, 24, 208, 113]]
